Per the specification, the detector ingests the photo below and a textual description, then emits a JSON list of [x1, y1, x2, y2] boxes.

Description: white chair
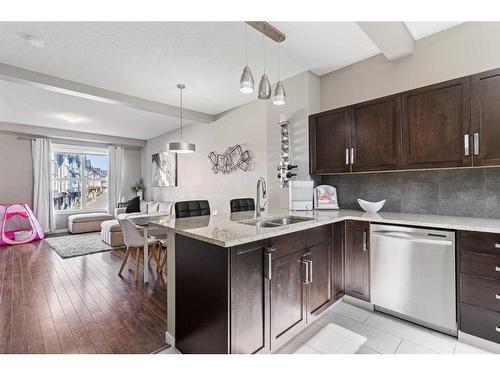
[[149, 234, 168, 274], [117, 219, 159, 281]]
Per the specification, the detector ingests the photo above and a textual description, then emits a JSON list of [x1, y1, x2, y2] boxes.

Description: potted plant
[[131, 178, 145, 200]]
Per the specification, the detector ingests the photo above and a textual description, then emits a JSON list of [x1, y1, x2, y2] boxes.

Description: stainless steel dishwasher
[[370, 224, 457, 336]]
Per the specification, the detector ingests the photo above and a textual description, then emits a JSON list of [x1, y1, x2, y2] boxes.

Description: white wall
[[320, 22, 500, 111], [143, 100, 268, 214], [143, 71, 321, 214]]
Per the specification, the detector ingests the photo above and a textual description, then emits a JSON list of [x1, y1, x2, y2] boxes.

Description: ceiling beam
[[0, 63, 215, 124], [357, 22, 415, 61]]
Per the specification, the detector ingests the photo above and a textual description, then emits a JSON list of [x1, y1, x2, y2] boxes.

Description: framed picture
[[152, 151, 177, 187]]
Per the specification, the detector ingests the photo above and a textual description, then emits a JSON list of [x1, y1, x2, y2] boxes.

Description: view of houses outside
[[51, 152, 108, 211]]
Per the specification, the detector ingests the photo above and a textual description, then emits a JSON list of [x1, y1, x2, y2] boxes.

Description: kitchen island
[[150, 209, 500, 354]]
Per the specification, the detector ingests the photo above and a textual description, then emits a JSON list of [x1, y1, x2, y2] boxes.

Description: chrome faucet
[[256, 177, 267, 218]]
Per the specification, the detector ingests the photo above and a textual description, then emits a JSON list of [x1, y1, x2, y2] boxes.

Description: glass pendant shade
[[258, 74, 271, 99], [273, 81, 286, 105], [240, 66, 254, 93]]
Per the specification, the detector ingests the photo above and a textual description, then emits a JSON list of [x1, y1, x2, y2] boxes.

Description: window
[[51, 147, 108, 212]]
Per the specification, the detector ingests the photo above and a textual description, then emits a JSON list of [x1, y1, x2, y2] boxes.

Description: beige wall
[[0, 123, 143, 230], [0, 133, 34, 206], [320, 22, 500, 111]]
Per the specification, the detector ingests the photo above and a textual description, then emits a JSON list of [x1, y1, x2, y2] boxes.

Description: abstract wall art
[[152, 151, 177, 187], [208, 144, 254, 174]]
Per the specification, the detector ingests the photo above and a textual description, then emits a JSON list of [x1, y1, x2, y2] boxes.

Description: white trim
[[458, 331, 500, 353], [51, 143, 108, 154], [165, 332, 175, 347], [342, 295, 375, 311]]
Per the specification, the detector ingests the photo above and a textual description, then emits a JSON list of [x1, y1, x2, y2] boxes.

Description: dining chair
[[148, 233, 168, 274], [230, 198, 255, 213], [117, 219, 159, 281], [174, 200, 211, 218]]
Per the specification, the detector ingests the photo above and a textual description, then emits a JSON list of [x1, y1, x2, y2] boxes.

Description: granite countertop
[[148, 208, 500, 247]]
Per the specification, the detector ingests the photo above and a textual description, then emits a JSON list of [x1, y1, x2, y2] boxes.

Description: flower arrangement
[[131, 178, 145, 194]]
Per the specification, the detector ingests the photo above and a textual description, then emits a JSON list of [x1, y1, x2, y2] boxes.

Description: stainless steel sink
[[266, 216, 314, 225], [239, 216, 313, 228], [239, 219, 283, 228]]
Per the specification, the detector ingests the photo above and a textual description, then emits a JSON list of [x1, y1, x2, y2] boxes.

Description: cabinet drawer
[[459, 231, 500, 256], [460, 303, 500, 344], [306, 225, 332, 248], [461, 274, 500, 312], [270, 231, 306, 259], [461, 251, 500, 279]]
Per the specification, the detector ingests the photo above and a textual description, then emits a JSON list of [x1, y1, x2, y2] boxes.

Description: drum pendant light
[[258, 35, 271, 100], [166, 84, 196, 153], [240, 25, 254, 93]]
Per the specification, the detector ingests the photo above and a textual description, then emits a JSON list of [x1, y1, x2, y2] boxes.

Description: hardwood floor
[[0, 239, 167, 354]]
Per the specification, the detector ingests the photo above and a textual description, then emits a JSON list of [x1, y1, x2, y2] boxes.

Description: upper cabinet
[[471, 68, 500, 166], [401, 77, 471, 169], [309, 107, 350, 174], [310, 69, 500, 175], [351, 95, 402, 172]]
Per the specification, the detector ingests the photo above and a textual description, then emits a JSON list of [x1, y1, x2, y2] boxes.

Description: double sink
[[239, 215, 313, 228]]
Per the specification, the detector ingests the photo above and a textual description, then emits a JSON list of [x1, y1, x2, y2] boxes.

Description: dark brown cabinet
[[270, 250, 307, 348], [351, 95, 401, 172], [306, 242, 333, 319], [309, 107, 350, 174], [345, 220, 370, 302], [332, 221, 345, 301], [401, 77, 471, 169], [458, 230, 500, 344], [230, 240, 270, 354], [471, 68, 500, 166]]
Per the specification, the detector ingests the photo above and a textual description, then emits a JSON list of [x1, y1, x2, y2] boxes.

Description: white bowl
[[357, 199, 385, 213]]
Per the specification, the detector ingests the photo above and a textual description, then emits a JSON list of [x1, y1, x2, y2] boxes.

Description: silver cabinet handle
[[264, 246, 276, 280], [308, 260, 313, 283], [362, 230, 368, 252], [496, 266, 500, 272], [474, 133, 480, 155], [350, 148, 355, 165], [464, 134, 470, 156], [496, 326, 500, 333], [302, 260, 309, 284], [496, 294, 500, 300], [345, 148, 349, 165], [495, 243, 500, 249]]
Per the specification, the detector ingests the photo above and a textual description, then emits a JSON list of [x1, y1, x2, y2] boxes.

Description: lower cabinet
[[345, 220, 370, 302], [230, 224, 341, 353]]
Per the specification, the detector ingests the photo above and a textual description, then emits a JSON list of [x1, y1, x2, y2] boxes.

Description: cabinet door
[[351, 95, 401, 172], [471, 68, 500, 166], [332, 221, 345, 301], [306, 242, 333, 319], [345, 220, 370, 302], [401, 77, 471, 169], [270, 251, 307, 348], [230, 240, 270, 354], [309, 107, 350, 174]]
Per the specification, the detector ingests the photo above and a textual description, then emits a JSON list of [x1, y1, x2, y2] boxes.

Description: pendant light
[[166, 84, 196, 153], [273, 42, 286, 105], [239, 25, 254, 93], [258, 35, 271, 100]]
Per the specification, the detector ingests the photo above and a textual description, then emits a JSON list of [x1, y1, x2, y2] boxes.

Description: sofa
[[100, 200, 174, 247], [68, 212, 113, 234]]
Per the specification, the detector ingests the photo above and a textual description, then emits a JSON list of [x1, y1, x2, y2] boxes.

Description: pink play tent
[[0, 203, 44, 247]]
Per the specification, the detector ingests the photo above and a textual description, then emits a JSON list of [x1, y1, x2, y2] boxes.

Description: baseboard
[[458, 331, 500, 353], [342, 295, 374, 311], [165, 331, 175, 347]]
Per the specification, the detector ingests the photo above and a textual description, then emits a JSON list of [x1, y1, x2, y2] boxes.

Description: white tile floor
[[158, 301, 493, 355]]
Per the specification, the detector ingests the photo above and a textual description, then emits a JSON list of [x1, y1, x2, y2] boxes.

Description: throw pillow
[[126, 196, 141, 213]]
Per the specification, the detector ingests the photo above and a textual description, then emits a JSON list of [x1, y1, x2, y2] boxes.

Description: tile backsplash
[[321, 167, 500, 219]]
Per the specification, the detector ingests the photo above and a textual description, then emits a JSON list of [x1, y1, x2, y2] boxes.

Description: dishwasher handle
[[372, 231, 453, 246]]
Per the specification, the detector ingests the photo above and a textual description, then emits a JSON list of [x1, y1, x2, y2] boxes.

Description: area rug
[[45, 232, 119, 259]]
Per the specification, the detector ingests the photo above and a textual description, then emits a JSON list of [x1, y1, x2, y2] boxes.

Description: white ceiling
[[0, 22, 462, 140]]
